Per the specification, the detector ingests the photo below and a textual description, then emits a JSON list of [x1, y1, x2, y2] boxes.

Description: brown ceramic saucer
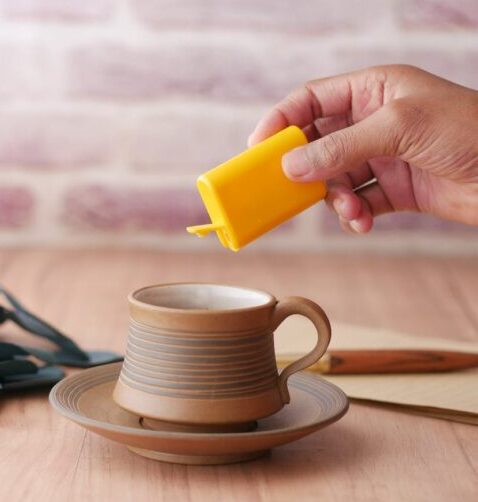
[[49, 363, 349, 465]]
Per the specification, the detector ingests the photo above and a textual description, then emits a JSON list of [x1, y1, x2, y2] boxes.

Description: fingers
[[325, 155, 419, 234], [326, 180, 397, 234], [326, 183, 373, 234], [355, 182, 394, 217], [248, 74, 355, 146], [282, 104, 400, 181], [347, 198, 374, 234], [326, 183, 362, 221], [248, 65, 404, 147], [367, 157, 418, 212], [344, 162, 374, 189]]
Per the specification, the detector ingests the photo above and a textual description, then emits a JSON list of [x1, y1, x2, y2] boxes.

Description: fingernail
[[349, 219, 362, 233], [333, 198, 346, 218], [282, 148, 311, 178], [247, 134, 254, 148]]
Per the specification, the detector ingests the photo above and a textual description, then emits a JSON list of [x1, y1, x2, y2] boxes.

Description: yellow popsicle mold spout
[[186, 223, 224, 238], [188, 126, 327, 252]]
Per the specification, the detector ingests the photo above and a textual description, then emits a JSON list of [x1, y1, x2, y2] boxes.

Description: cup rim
[[128, 282, 276, 314]]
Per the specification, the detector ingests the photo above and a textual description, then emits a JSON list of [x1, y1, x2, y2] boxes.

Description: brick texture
[[0, 0, 475, 251], [0, 0, 114, 21], [399, 0, 478, 29], [132, 0, 389, 34], [66, 41, 331, 101], [0, 45, 57, 100], [62, 185, 208, 232], [0, 112, 118, 169], [332, 49, 478, 89], [0, 187, 34, 228], [131, 105, 258, 173]]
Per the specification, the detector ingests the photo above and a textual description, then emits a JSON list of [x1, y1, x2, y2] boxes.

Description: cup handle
[[271, 297, 331, 404]]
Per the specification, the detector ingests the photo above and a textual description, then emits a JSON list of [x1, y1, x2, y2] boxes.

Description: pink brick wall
[[0, 0, 476, 253]]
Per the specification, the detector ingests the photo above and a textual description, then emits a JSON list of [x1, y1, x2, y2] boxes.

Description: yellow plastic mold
[[187, 126, 327, 251]]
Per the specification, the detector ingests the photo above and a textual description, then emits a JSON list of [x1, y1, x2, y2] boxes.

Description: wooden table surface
[[0, 249, 477, 502]]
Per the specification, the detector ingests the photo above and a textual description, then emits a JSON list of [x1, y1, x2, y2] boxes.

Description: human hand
[[248, 65, 478, 232]]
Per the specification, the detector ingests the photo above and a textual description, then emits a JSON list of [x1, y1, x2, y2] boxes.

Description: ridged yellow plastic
[[187, 126, 327, 251]]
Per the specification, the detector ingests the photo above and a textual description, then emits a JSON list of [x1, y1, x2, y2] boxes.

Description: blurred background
[[0, 0, 476, 254]]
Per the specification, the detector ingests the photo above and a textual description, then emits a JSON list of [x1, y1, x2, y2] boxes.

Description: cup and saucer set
[[50, 283, 348, 465]]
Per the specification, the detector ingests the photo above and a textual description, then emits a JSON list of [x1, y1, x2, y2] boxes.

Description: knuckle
[[367, 65, 391, 83], [312, 133, 346, 169], [366, 64, 420, 82], [384, 64, 423, 82], [284, 85, 303, 106], [295, 80, 321, 116], [392, 64, 421, 76]]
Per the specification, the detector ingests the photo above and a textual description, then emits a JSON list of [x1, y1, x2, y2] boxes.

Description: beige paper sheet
[[275, 317, 478, 425]]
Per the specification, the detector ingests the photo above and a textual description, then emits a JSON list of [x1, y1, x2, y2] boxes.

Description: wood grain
[[326, 349, 478, 374], [0, 250, 477, 502]]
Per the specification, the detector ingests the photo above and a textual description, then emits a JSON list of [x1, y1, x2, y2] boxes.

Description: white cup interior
[[133, 284, 273, 311]]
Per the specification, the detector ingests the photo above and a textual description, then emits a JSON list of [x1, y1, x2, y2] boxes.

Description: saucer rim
[[49, 362, 349, 440]]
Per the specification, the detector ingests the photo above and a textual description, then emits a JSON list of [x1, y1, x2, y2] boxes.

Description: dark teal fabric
[[0, 286, 123, 392]]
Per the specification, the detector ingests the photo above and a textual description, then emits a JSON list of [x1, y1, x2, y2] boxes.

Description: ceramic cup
[[113, 283, 331, 429]]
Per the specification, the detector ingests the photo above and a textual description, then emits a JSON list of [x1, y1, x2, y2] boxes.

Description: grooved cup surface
[[113, 283, 285, 425]]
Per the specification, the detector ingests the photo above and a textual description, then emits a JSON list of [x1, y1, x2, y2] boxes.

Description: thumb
[[282, 103, 405, 181]]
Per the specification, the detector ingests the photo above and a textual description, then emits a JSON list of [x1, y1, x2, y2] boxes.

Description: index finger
[[248, 73, 354, 146]]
